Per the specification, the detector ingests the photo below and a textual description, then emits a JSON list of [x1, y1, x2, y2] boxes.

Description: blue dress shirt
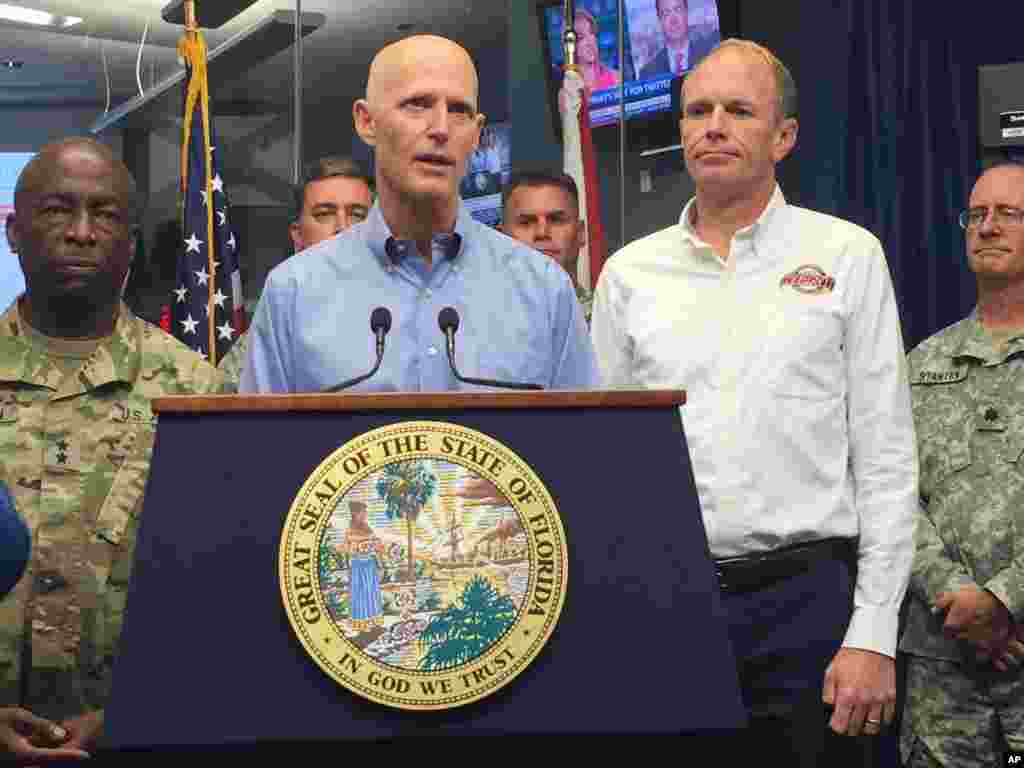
[[238, 202, 600, 393]]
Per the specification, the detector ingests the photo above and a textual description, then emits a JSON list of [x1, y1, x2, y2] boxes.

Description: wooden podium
[[100, 390, 745, 754]]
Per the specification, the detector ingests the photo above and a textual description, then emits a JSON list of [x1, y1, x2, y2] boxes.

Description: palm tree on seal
[[376, 461, 437, 583]]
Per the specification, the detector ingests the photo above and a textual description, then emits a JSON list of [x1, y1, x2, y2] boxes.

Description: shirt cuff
[[984, 570, 1023, 622], [842, 604, 900, 658], [941, 573, 977, 600]]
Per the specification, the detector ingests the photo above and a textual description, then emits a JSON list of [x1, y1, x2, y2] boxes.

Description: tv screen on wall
[[538, 0, 722, 129]]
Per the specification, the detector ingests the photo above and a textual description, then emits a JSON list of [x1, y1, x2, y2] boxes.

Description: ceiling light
[[0, 3, 81, 28], [1, 59, 24, 69]]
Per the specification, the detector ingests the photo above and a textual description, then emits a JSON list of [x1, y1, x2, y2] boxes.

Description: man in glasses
[[900, 160, 1024, 767]]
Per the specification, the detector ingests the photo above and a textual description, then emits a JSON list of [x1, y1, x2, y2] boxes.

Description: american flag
[[169, 30, 246, 364]]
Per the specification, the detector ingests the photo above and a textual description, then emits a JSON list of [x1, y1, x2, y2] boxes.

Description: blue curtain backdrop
[[790, 1, 1024, 353]]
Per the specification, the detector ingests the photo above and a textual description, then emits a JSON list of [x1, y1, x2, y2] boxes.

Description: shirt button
[[424, 289, 433, 299], [427, 346, 438, 356], [985, 407, 999, 421]]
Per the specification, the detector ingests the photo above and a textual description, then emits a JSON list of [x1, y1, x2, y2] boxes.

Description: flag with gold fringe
[[169, 27, 246, 364]]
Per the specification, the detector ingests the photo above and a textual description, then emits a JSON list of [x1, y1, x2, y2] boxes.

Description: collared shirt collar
[[0, 299, 141, 392], [952, 308, 1024, 364], [364, 201, 468, 270], [678, 184, 787, 261]]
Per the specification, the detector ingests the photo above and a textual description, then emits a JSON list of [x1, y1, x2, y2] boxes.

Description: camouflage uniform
[[575, 284, 593, 325], [0, 299, 224, 721], [900, 311, 1024, 767], [217, 329, 248, 393]]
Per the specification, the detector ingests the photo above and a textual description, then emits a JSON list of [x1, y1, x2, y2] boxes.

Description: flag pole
[[183, 0, 217, 363], [562, 0, 576, 70], [559, 0, 607, 295]]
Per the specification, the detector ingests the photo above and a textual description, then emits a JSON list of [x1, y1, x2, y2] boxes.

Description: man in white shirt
[[591, 38, 917, 764]]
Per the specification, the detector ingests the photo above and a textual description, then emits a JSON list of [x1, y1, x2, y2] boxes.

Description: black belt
[[714, 537, 857, 594]]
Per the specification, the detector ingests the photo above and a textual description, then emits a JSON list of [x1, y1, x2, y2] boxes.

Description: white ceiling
[[0, 0, 508, 112]]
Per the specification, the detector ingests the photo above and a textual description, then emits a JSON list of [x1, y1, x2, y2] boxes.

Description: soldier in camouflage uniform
[[218, 155, 373, 390], [901, 161, 1024, 767], [0, 137, 224, 760]]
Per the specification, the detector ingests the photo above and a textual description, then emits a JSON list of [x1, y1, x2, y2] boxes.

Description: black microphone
[[0, 480, 30, 599], [437, 307, 543, 390], [322, 307, 392, 392]]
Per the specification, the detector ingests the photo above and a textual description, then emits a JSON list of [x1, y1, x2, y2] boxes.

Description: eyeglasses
[[958, 205, 1024, 230]]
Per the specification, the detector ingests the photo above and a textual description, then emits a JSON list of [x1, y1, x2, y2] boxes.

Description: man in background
[[0, 137, 223, 761], [501, 171, 592, 322], [900, 161, 1024, 767], [218, 155, 374, 390]]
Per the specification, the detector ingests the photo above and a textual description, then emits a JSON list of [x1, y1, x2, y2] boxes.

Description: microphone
[[0, 480, 30, 599], [437, 307, 543, 390], [322, 307, 392, 392]]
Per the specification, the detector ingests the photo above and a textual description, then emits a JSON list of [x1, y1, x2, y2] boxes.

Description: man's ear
[[289, 222, 303, 252], [577, 218, 587, 250], [353, 100, 376, 147], [5, 212, 18, 255], [773, 117, 798, 163]]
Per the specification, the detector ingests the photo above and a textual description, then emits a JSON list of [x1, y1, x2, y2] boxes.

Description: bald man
[[239, 35, 598, 393], [0, 137, 223, 760]]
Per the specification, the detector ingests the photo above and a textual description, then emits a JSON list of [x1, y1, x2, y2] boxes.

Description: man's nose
[[65, 209, 96, 244], [706, 106, 728, 136], [977, 210, 1002, 236], [427, 104, 450, 139]]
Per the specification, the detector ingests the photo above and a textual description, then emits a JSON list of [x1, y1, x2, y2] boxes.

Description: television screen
[[539, 0, 721, 129], [0, 153, 33, 313], [460, 121, 512, 227]]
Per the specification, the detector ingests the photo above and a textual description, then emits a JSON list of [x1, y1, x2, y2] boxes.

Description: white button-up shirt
[[591, 187, 917, 657]]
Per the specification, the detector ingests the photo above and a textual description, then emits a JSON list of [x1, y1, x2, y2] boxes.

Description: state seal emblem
[[278, 421, 568, 711]]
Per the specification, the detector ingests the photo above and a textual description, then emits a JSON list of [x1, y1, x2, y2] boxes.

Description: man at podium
[[591, 39, 917, 763], [238, 35, 598, 394]]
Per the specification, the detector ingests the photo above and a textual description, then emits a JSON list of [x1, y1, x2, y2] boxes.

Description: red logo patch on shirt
[[780, 265, 836, 294]]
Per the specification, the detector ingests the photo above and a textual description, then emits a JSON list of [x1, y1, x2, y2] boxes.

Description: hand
[[934, 586, 1012, 654], [974, 623, 1024, 673], [0, 707, 90, 763], [822, 648, 896, 737], [59, 710, 103, 754]]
